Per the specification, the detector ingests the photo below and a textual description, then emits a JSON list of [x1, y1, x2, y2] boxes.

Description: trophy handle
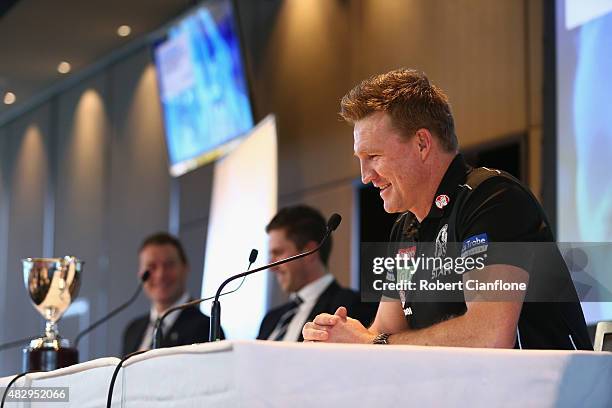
[[63, 255, 82, 309]]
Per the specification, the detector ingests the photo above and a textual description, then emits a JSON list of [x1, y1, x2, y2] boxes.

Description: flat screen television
[[153, 0, 254, 176]]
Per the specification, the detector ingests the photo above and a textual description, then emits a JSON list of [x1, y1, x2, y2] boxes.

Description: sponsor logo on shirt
[[397, 246, 416, 258], [396, 246, 417, 306], [461, 233, 489, 257]]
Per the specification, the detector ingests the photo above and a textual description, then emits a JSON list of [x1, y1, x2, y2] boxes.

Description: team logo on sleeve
[[461, 233, 489, 257], [435, 194, 450, 209]]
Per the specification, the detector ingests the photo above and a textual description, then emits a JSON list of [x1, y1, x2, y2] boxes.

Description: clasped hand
[[302, 306, 375, 344]]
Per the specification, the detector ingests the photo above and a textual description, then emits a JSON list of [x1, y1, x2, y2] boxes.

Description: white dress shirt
[[270, 273, 334, 342], [138, 292, 190, 351]]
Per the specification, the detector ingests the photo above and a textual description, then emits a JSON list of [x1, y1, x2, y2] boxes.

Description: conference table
[[1, 340, 611, 407]]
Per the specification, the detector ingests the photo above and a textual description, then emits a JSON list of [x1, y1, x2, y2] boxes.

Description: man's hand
[[302, 307, 377, 344]]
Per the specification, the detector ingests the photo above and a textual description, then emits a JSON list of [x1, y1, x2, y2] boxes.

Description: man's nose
[[148, 267, 164, 279], [360, 161, 375, 185]]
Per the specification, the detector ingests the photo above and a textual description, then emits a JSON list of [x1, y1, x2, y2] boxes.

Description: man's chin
[[383, 200, 409, 214], [153, 293, 180, 306], [383, 203, 400, 213], [154, 297, 172, 305], [277, 282, 291, 293]]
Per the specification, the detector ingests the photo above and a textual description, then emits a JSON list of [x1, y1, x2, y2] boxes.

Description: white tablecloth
[[1, 340, 611, 407]]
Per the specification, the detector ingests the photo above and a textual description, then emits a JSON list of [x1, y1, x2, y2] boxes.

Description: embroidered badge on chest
[[435, 194, 450, 209], [434, 224, 448, 258]]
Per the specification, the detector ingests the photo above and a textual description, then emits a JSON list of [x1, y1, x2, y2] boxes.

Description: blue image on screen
[[573, 12, 612, 242], [154, 1, 253, 174], [558, 0, 612, 323]]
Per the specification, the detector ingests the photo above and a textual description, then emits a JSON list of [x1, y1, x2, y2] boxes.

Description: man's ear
[[414, 128, 433, 160]]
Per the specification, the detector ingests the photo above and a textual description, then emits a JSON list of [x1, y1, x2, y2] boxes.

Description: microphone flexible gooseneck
[[151, 249, 258, 349], [209, 213, 342, 341], [74, 270, 151, 349]]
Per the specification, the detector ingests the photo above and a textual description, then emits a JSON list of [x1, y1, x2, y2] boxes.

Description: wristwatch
[[372, 333, 391, 345]]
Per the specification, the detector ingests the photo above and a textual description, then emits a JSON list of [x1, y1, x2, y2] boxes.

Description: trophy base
[[22, 346, 79, 372]]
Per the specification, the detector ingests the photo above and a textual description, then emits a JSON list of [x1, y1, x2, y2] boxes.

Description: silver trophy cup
[[22, 256, 82, 371]]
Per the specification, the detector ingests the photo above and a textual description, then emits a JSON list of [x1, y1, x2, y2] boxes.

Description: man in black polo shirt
[[302, 68, 591, 349]]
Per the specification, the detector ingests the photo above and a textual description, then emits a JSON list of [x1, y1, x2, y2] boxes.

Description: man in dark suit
[[122, 232, 219, 355], [257, 205, 376, 342]]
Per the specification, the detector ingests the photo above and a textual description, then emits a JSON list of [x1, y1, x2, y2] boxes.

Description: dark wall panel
[[0, 126, 10, 362], [106, 49, 171, 357], [177, 162, 215, 299], [1, 104, 52, 375], [178, 163, 214, 228], [54, 73, 110, 361], [252, 0, 355, 199], [178, 221, 208, 301], [357, 0, 528, 148]]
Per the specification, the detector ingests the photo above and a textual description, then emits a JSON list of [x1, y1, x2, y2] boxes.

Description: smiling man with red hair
[[302, 69, 591, 350]]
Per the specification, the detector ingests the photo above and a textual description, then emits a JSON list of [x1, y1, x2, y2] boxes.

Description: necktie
[[148, 317, 162, 349], [271, 296, 304, 341]]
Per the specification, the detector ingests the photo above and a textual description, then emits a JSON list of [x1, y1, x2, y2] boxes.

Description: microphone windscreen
[[249, 249, 258, 264], [327, 213, 342, 231], [141, 270, 151, 282]]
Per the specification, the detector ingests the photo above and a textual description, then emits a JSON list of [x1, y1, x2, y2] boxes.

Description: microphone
[[209, 213, 342, 341], [74, 270, 150, 349], [151, 249, 258, 349]]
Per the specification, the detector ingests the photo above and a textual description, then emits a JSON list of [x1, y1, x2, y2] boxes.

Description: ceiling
[[0, 0, 195, 119]]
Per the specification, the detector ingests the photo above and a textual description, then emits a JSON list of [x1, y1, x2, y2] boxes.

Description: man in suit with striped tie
[[257, 205, 376, 342]]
